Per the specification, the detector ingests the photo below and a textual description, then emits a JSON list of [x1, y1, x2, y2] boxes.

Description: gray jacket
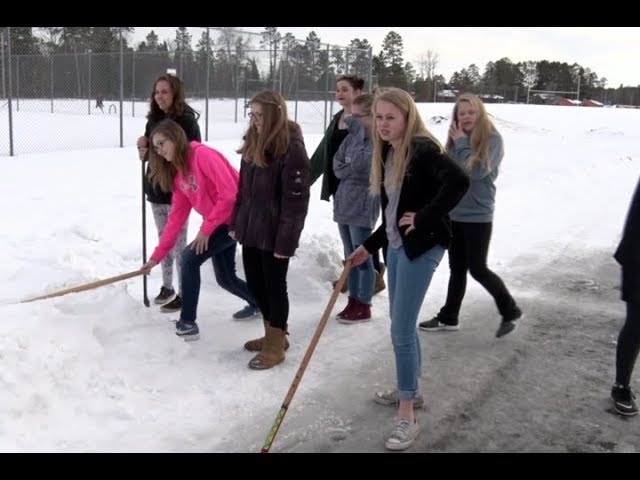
[[449, 133, 503, 223], [332, 117, 380, 229]]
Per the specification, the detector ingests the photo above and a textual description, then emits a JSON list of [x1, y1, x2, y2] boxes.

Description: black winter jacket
[[614, 177, 640, 303], [231, 122, 311, 257], [143, 111, 201, 204], [362, 137, 470, 260]]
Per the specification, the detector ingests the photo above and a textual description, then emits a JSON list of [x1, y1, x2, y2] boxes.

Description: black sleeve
[[413, 141, 470, 234], [179, 113, 202, 142]]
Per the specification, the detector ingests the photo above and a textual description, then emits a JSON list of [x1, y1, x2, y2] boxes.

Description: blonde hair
[[148, 119, 192, 193], [237, 90, 291, 168], [370, 87, 443, 194], [446, 93, 498, 171]]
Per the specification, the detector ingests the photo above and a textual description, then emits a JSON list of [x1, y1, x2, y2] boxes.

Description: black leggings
[[439, 221, 516, 321], [242, 246, 290, 331], [616, 301, 640, 386]]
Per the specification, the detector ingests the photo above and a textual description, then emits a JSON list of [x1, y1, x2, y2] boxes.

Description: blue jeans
[[338, 223, 375, 304], [179, 225, 256, 323], [387, 244, 444, 401]]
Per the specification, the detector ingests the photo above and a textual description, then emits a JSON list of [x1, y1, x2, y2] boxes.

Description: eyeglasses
[[352, 113, 371, 118], [153, 139, 168, 153], [248, 112, 263, 119]]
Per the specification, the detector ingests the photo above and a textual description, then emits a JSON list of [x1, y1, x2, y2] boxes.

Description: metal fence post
[[119, 27, 124, 148], [15, 55, 19, 111], [131, 51, 136, 117], [49, 54, 53, 113], [205, 27, 210, 141], [87, 51, 91, 115], [1, 30, 5, 99], [367, 46, 373, 93], [7, 27, 14, 156]]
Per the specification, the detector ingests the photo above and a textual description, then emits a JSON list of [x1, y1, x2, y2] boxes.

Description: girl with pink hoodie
[[141, 119, 257, 341]]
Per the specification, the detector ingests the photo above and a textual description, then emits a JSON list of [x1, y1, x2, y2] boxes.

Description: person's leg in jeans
[[179, 225, 251, 323], [338, 224, 375, 305], [388, 245, 445, 404], [211, 240, 257, 310], [464, 222, 518, 316], [438, 220, 468, 323], [349, 225, 375, 305]]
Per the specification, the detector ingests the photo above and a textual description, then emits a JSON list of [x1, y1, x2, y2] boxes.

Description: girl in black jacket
[[611, 176, 640, 416], [349, 87, 469, 450], [136, 74, 200, 313]]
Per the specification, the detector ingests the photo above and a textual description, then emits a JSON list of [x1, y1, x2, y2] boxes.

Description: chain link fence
[[0, 27, 372, 156]]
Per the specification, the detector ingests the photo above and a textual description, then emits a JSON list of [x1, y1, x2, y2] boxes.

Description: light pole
[[1, 30, 5, 99]]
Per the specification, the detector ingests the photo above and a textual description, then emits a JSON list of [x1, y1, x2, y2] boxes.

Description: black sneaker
[[161, 295, 182, 313], [175, 319, 199, 341], [232, 305, 261, 320], [496, 306, 522, 338], [419, 316, 459, 331], [611, 384, 638, 416], [154, 286, 175, 305]]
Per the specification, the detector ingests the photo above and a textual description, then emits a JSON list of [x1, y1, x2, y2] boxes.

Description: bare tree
[[416, 49, 439, 79]]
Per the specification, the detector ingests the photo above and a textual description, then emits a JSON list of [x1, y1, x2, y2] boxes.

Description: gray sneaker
[[373, 389, 424, 409], [419, 316, 459, 331], [385, 418, 419, 451]]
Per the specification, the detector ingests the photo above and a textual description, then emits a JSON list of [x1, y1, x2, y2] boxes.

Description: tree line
[[1, 27, 638, 106]]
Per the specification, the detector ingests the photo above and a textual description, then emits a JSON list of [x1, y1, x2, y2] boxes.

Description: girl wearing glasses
[[230, 91, 311, 370], [140, 119, 258, 342]]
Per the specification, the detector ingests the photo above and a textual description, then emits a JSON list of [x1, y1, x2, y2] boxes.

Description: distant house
[[438, 89, 457, 99], [555, 97, 581, 106], [580, 99, 604, 107]]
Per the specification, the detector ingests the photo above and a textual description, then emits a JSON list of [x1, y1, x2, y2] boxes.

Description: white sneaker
[[373, 389, 424, 409], [385, 418, 419, 450]]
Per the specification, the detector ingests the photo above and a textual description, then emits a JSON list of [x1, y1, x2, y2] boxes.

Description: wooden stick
[[260, 261, 353, 453], [21, 269, 145, 303]]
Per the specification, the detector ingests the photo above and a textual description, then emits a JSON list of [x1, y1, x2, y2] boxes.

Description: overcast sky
[[131, 27, 640, 88]]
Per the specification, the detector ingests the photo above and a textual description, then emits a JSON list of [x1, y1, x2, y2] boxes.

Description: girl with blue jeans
[[141, 119, 257, 341], [349, 88, 469, 451], [333, 93, 379, 323]]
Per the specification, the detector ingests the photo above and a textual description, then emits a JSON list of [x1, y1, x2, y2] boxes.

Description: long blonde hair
[[445, 93, 498, 171], [370, 87, 444, 194], [237, 90, 291, 168], [148, 119, 192, 193]]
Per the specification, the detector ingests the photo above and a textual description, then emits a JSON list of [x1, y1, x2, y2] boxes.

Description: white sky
[[1, 99, 640, 452], [131, 27, 640, 88]]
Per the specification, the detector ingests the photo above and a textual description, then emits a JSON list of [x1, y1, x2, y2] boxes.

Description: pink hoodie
[[151, 141, 239, 263]]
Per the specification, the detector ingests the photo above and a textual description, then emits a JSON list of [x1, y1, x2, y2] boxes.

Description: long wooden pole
[[260, 261, 352, 453], [21, 269, 145, 304]]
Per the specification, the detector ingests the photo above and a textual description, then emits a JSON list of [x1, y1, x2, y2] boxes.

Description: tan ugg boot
[[248, 325, 287, 370], [244, 320, 290, 352]]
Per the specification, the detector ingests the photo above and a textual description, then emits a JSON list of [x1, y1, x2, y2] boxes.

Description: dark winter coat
[[143, 111, 201, 204], [614, 177, 640, 304], [310, 109, 348, 201], [362, 137, 470, 261], [231, 122, 311, 258]]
